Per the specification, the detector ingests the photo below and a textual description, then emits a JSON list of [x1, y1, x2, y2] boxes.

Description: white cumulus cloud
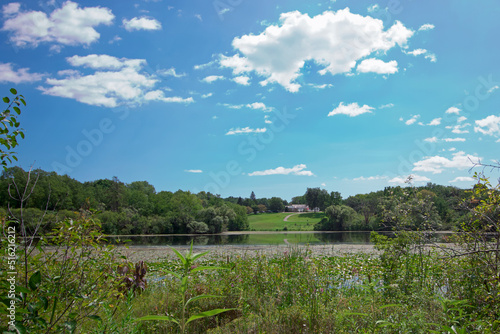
[[38, 54, 191, 107], [123, 17, 161, 31], [474, 115, 500, 137], [328, 102, 375, 117], [413, 151, 480, 174], [429, 118, 441, 126], [232, 76, 250, 85], [2, 1, 114, 47], [357, 58, 398, 74], [248, 164, 314, 176], [446, 107, 461, 114], [220, 9, 414, 92], [247, 102, 273, 112], [66, 54, 146, 70], [405, 114, 420, 125]]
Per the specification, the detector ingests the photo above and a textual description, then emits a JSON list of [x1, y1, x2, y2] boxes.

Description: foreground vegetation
[[1, 172, 499, 333], [1, 89, 499, 333]]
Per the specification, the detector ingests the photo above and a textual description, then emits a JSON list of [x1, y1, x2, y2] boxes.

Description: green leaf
[[135, 315, 179, 324], [87, 315, 102, 322], [13, 106, 20, 115], [379, 304, 401, 309], [186, 294, 224, 308], [3, 97, 10, 103], [162, 270, 181, 280], [10, 88, 17, 95], [191, 251, 210, 262], [186, 308, 236, 325], [28, 271, 42, 291], [169, 246, 186, 265], [375, 320, 395, 327], [16, 286, 30, 294], [344, 312, 369, 317], [20, 98, 26, 106], [39, 296, 49, 310]]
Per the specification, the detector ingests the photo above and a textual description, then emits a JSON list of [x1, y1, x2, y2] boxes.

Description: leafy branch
[[1, 88, 26, 170]]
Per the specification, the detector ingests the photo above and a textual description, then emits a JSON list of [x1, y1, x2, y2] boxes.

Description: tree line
[[0, 167, 248, 235], [0, 167, 476, 234]]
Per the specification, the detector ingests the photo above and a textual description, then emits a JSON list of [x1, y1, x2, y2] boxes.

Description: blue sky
[[1, 0, 499, 201]]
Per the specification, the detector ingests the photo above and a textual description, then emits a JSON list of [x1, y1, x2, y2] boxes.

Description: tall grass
[[77, 238, 499, 333]]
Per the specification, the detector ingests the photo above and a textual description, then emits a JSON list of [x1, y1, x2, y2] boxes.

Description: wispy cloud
[[202, 75, 225, 83], [225, 127, 267, 135], [449, 176, 474, 183], [0, 62, 44, 83], [418, 23, 435, 31], [389, 174, 431, 184], [353, 175, 388, 181], [185, 169, 203, 173], [157, 67, 186, 78], [328, 102, 375, 117], [248, 164, 314, 176]]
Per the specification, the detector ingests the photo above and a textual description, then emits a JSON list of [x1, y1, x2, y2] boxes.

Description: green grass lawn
[[248, 212, 324, 231]]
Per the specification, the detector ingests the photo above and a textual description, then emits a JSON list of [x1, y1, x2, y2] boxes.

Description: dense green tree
[[268, 197, 285, 212], [315, 205, 357, 231], [345, 193, 378, 226], [330, 191, 343, 206], [305, 188, 321, 209], [291, 195, 306, 204], [126, 180, 155, 215], [187, 221, 209, 234]]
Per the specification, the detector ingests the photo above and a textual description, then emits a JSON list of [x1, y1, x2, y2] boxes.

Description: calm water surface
[[106, 231, 454, 247]]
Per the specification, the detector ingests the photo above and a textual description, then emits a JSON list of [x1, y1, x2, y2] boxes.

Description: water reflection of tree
[[227, 234, 250, 245], [188, 236, 209, 245], [313, 232, 371, 244]]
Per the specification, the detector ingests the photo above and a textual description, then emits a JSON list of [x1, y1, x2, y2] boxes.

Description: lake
[[106, 231, 455, 247]]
